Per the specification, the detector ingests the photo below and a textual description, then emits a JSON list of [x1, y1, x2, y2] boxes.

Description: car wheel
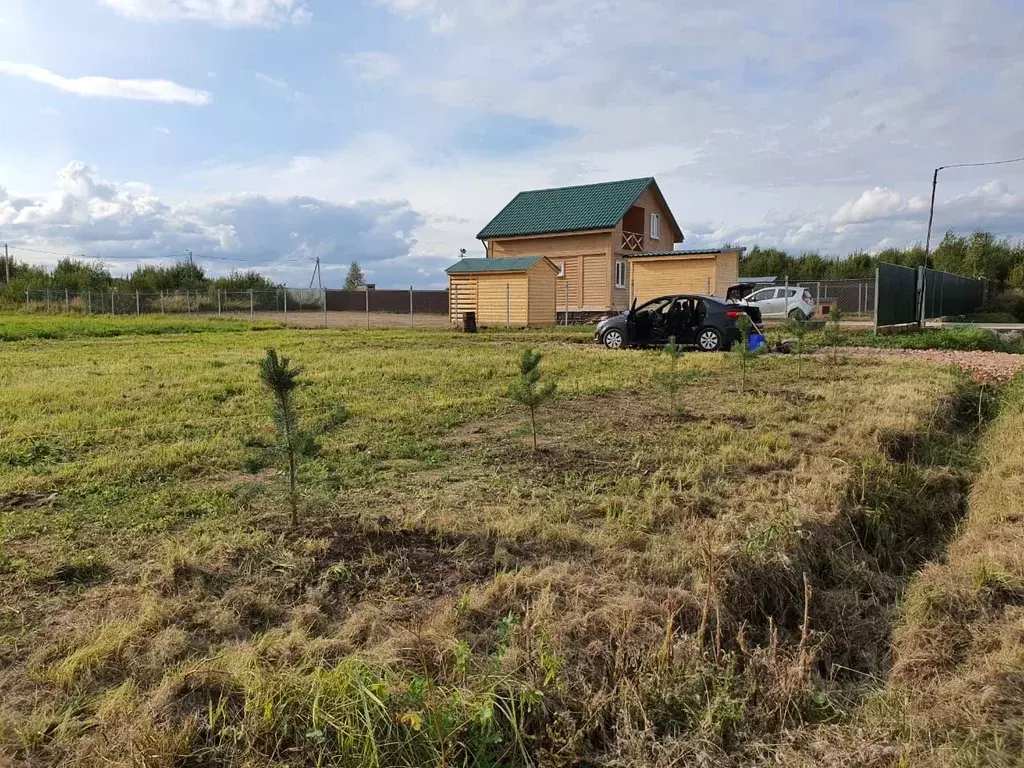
[[602, 329, 625, 349], [697, 327, 722, 351], [788, 308, 806, 321]]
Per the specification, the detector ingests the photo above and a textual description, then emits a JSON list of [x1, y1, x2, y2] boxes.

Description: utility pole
[[3, 243, 9, 284], [924, 155, 1024, 266]]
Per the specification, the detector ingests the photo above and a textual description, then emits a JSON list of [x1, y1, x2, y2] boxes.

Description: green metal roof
[[625, 247, 747, 259], [477, 177, 655, 239], [446, 257, 546, 274]]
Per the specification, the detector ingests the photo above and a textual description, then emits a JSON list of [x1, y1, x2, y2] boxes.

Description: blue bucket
[[748, 333, 766, 351]]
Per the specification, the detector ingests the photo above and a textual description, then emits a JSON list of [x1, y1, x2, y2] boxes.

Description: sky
[[1, 0, 1023, 288]]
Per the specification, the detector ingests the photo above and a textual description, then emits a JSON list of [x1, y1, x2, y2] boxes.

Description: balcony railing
[[621, 231, 644, 252]]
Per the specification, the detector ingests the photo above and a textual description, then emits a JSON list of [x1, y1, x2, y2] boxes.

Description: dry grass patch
[[0, 327, 995, 766]]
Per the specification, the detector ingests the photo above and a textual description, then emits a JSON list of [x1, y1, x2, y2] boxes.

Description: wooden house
[[446, 256, 558, 327], [476, 177, 685, 317], [625, 247, 746, 304]]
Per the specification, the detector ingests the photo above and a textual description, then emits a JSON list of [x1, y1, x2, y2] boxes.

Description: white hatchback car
[[739, 286, 815, 320]]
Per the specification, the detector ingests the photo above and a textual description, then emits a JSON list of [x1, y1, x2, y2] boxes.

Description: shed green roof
[[477, 177, 656, 239], [446, 257, 546, 274], [625, 247, 747, 259]]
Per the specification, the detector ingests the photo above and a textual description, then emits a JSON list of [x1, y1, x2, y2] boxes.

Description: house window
[[555, 262, 565, 278], [650, 213, 660, 240], [615, 261, 626, 288]]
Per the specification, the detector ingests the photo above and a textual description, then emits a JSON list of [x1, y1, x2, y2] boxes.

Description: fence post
[[87, 291, 91, 314], [784, 275, 790, 316], [365, 288, 370, 329], [64, 288, 69, 313], [135, 290, 140, 317], [917, 266, 926, 328], [160, 291, 165, 314], [217, 290, 222, 316], [249, 289, 254, 321], [410, 285, 414, 328], [111, 290, 116, 315], [186, 291, 190, 316], [46, 290, 50, 313], [817, 281, 821, 303], [323, 287, 328, 328], [25, 291, 29, 310], [506, 282, 510, 328], [872, 267, 880, 335], [283, 288, 288, 319]]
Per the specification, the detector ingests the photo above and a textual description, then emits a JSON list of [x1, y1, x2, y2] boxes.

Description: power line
[[937, 156, 1024, 171], [925, 155, 1024, 258]]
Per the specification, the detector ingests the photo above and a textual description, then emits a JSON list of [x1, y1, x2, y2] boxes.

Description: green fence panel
[[875, 262, 918, 328]]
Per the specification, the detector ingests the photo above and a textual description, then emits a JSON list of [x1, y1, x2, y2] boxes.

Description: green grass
[[807, 326, 1022, 353], [0, 316, 1004, 766], [0, 312, 283, 341]]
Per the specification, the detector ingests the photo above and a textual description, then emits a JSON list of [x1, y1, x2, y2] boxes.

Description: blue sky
[[1, 0, 1024, 287]]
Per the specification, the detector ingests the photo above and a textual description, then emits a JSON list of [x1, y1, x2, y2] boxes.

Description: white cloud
[[154, 126, 171, 134], [0, 162, 424, 285], [0, 61, 211, 105], [347, 52, 402, 84], [255, 72, 288, 88], [831, 187, 910, 226], [97, 0, 310, 27]]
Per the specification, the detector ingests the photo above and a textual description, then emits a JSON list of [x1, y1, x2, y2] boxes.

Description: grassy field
[[0, 314, 1018, 766], [0, 312, 284, 341]]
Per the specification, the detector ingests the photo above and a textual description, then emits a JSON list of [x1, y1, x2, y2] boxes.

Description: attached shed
[[446, 257, 559, 327], [625, 247, 746, 304]]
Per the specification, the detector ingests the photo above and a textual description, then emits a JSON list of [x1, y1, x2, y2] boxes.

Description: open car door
[[625, 298, 637, 346]]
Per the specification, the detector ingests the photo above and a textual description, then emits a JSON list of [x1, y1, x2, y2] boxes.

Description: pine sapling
[[258, 348, 304, 526], [781, 313, 809, 373], [508, 348, 557, 452], [730, 314, 761, 392], [823, 308, 844, 365], [657, 336, 687, 420]]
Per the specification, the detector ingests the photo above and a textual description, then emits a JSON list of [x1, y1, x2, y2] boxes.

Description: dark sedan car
[[594, 294, 762, 351]]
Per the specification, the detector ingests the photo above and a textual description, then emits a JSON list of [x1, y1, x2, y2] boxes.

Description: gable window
[[650, 213, 660, 240], [555, 262, 566, 278], [615, 261, 626, 288]]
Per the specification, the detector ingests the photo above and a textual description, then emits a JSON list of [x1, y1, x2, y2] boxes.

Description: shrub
[[985, 290, 1024, 321]]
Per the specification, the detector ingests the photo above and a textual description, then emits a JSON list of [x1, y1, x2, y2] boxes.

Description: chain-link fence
[[22, 287, 454, 329], [749, 278, 876, 315]]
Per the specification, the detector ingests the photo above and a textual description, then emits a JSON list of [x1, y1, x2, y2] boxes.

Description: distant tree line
[[740, 230, 1024, 289], [0, 256, 279, 303]]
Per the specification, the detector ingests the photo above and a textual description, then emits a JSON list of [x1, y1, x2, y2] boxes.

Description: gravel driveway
[[819, 347, 1024, 384]]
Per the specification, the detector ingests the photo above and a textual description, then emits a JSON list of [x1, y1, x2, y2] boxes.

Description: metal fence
[[23, 287, 454, 329], [875, 263, 919, 328], [920, 269, 988, 320], [750, 278, 876, 315], [874, 264, 988, 330]]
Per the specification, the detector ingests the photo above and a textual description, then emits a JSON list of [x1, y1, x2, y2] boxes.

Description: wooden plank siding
[[611, 257, 630, 311], [613, 186, 683, 258], [714, 250, 740, 297], [582, 253, 608, 309], [630, 257, 717, 304], [475, 273, 528, 326], [449, 275, 476, 322], [556, 256, 581, 312], [490, 231, 612, 259], [528, 265, 557, 326]]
